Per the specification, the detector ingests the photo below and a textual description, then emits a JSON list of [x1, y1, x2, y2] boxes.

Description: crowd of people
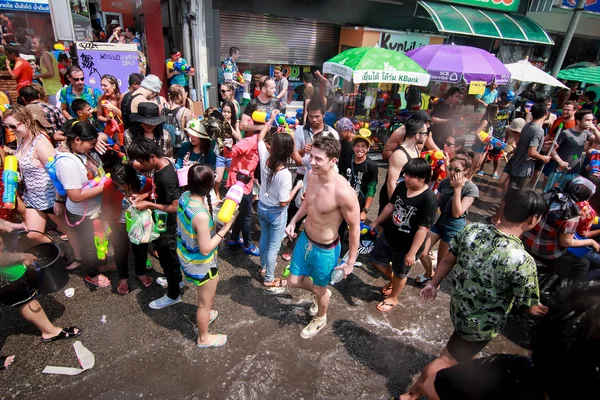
[[1, 42, 600, 398]]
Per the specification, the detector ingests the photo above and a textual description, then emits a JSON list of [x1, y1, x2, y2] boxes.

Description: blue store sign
[[0, 0, 49, 13]]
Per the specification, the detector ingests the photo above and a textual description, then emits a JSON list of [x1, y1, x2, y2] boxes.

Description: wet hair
[[530, 103, 548, 120], [312, 134, 340, 160], [306, 100, 326, 115], [128, 73, 143, 87], [267, 133, 294, 186], [584, 91, 597, 102], [445, 87, 461, 98], [71, 98, 90, 115], [259, 76, 274, 89], [221, 82, 235, 97], [66, 66, 83, 78], [4, 44, 19, 56], [29, 83, 48, 104], [168, 84, 187, 105], [19, 85, 40, 103], [450, 154, 472, 170], [101, 74, 121, 99], [110, 162, 141, 193], [187, 164, 215, 217], [483, 103, 500, 123], [503, 189, 547, 223], [127, 137, 164, 162], [221, 101, 238, 128], [563, 100, 578, 110], [531, 283, 600, 399], [229, 46, 240, 56], [64, 121, 99, 149], [170, 48, 180, 56], [575, 109, 593, 122], [2, 105, 39, 136], [405, 118, 425, 138], [303, 72, 314, 84], [402, 158, 431, 184]]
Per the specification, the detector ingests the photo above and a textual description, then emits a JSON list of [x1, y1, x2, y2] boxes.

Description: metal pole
[[181, 1, 194, 98], [190, 0, 210, 108], [550, 0, 586, 77]]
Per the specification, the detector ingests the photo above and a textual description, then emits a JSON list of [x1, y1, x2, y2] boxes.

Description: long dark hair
[[221, 100, 238, 128], [128, 121, 165, 146], [64, 121, 99, 150], [110, 163, 141, 194], [188, 164, 215, 218], [266, 133, 294, 186], [482, 103, 499, 124]]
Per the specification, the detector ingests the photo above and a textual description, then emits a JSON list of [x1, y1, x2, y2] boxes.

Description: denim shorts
[[472, 140, 487, 154], [370, 231, 416, 278], [216, 154, 232, 168], [430, 215, 467, 244], [290, 231, 341, 287]]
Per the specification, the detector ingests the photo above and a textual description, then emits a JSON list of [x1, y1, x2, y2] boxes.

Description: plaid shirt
[[522, 213, 579, 260], [35, 101, 67, 133]]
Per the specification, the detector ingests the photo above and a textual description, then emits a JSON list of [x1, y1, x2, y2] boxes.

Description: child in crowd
[[370, 158, 438, 312], [177, 164, 234, 348], [127, 137, 182, 309]]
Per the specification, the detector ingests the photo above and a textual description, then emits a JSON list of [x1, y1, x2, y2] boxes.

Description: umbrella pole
[[531, 137, 558, 190]]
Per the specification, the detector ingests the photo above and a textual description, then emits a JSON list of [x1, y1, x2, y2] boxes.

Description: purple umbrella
[[406, 45, 510, 85]]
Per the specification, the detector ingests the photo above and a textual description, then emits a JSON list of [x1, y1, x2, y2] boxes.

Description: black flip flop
[[42, 327, 82, 343]]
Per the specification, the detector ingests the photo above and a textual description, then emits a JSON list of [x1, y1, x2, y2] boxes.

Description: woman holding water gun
[[214, 101, 242, 198], [55, 122, 112, 287], [417, 154, 479, 285], [4, 106, 82, 269], [98, 75, 124, 145], [471, 103, 499, 178], [102, 162, 154, 295]]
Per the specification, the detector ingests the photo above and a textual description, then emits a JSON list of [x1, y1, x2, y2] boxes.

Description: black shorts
[[446, 331, 491, 363], [503, 175, 528, 201], [0, 272, 38, 307], [370, 232, 417, 278], [25, 206, 54, 214]]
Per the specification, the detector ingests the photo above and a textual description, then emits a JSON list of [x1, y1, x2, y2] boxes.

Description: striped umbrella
[[557, 66, 600, 85]]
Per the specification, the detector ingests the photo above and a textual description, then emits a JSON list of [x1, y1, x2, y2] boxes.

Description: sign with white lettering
[[76, 42, 139, 92], [379, 32, 431, 53], [0, 0, 49, 13]]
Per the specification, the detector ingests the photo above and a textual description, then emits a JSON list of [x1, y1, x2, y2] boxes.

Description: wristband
[[216, 232, 224, 239]]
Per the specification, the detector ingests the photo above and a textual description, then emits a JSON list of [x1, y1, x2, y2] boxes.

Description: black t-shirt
[[243, 96, 278, 118], [121, 91, 134, 130], [342, 156, 378, 207], [384, 181, 437, 254], [430, 101, 454, 149], [338, 139, 354, 175], [434, 354, 545, 400], [153, 161, 181, 225]]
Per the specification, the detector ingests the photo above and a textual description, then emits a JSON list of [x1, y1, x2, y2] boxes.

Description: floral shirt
[[59, 84, 102, 118], [449, 223, 540, 342]]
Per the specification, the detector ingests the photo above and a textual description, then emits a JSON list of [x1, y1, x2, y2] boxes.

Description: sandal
[[415, 274, 433, 285], [281, 253, 292, 262], [85, 275, 111, 287], [196, 334, 228, 349], [59, 233, 68, 241], [227, 237, 244, 247], [381, 284, 392, 297], [263, 278, 286, 287], [65, 259, 82, 271], [0, 355, 15, 370], [376, 300, 398, 312], [242, 243, 260, 256], [259, 268, 266, 277], [42, 327, 82, 343], [117, 280, 129, 295], [492, 173, 499, 180], [137, 275, 153, 288]]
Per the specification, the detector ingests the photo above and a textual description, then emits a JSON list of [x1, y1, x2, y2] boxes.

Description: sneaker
[[242, 243, 260, 256], [149, 294, 181, 310], [227, 237, 244, 247], [476, 171, 484, 176], [156, 277, 184, 289], [309, 288, 332, 316], [300, 315, 327, 339]]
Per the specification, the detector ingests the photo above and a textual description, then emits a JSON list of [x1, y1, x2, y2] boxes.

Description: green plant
[[0, 55, 6, 71]]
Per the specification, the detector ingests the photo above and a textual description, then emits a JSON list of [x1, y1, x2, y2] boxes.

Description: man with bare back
[[285, 135, 360, 339]]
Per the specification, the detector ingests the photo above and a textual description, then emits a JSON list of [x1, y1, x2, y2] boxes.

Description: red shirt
[[102, 176, 153, 228], [548, 117, 576, 142], [13, 58, 33, 90], [57, 62, 67, 86], [223, 134, 259, 195]]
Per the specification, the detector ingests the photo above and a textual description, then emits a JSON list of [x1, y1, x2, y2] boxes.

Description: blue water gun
[[167, 61, 194, 74], [45, 157, 66, 197], [252, 111, 298, 127], [2, 155, 18, 209]]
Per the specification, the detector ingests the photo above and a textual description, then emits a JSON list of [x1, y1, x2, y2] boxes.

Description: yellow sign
[[468, 81, 486, 95]]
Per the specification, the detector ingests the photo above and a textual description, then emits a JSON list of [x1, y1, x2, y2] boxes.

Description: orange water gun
[[101, 100, 124, 146]]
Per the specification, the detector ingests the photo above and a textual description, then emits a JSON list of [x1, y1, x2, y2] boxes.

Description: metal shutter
[[219, 11, 340, 66]]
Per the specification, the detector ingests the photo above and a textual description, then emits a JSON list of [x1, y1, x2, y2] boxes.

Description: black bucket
[[12, 230, 68, 294]]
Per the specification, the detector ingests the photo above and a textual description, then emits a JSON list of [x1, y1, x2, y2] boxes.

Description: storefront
[[0, 0, 53, 40]]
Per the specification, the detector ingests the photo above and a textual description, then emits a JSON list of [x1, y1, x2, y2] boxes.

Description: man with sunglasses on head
[[240, 76, 278, 134], [379, 118, 429, 214], [58, 66, 102, 121]]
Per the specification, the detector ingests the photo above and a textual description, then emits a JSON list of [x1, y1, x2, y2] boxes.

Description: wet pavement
[[0, 165, 536, 399]]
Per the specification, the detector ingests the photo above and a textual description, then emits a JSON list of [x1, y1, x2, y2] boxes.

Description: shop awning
[[417, 1, 554, 45]]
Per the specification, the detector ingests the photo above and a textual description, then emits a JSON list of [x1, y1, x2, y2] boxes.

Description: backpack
[[163, 105, 185, 149]]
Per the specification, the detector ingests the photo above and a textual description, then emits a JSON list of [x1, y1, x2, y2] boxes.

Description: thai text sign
[[76, 42, 139, 92]]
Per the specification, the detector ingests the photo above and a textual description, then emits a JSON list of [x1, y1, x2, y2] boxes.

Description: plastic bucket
[[177, 166, 189, 187], [125, 210, 133, 232], [223, 72, 233, 82], [243, 73, 252, 83]]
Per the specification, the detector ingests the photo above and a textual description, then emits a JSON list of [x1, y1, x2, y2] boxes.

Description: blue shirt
[[59, 84, 102, 118], [476, 87, 498, 106], [167, 58, 189, 87]]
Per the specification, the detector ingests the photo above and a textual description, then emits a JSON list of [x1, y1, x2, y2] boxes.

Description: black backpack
[[163, 105, 184, 149]]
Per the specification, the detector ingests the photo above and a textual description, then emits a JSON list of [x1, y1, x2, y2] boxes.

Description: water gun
[[252, 111, 297, 127], [235, 72, 244, 84], [93, 219, 109, 260], [0, 104, 10, 113], [45, 157, 67, 197], [2, 155, 18, 209], [167, 61, 195, 74], [217, 170, 252, 224], [588, 149, 600, 175], [478, 131, 508, 151], [83, 173, 111, 189], [421, 150, 445, 168]]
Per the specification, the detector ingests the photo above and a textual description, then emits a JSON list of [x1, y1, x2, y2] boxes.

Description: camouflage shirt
[[449, 223, 540, 342]]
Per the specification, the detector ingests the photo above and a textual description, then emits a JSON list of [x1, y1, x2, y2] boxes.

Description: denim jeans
[[257, 201, 288, 282], [230, 194, 253, 247]]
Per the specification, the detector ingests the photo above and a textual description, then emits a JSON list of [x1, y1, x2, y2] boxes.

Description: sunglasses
[[447, 166, 463, 173], [72, 77, 85, 82], [220, 89, 230, 93], [2, 122, 20, 130], [418, 131, 430, 136], [445, 141, 456, 147]]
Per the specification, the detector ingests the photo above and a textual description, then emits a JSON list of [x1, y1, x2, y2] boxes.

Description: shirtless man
[[382, 111, 436, 161], [286, 135, 360, 339]]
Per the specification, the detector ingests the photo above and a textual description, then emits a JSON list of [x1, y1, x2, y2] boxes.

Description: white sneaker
[[156, 277, 185, 289], [300, 315, 327, 339], [149, 294, 181, 310], [309, 288, 332, 316]]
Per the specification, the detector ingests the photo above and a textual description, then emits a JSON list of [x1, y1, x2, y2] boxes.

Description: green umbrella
[[557, 66, 600, 85], [323, 46, 430, 86]]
